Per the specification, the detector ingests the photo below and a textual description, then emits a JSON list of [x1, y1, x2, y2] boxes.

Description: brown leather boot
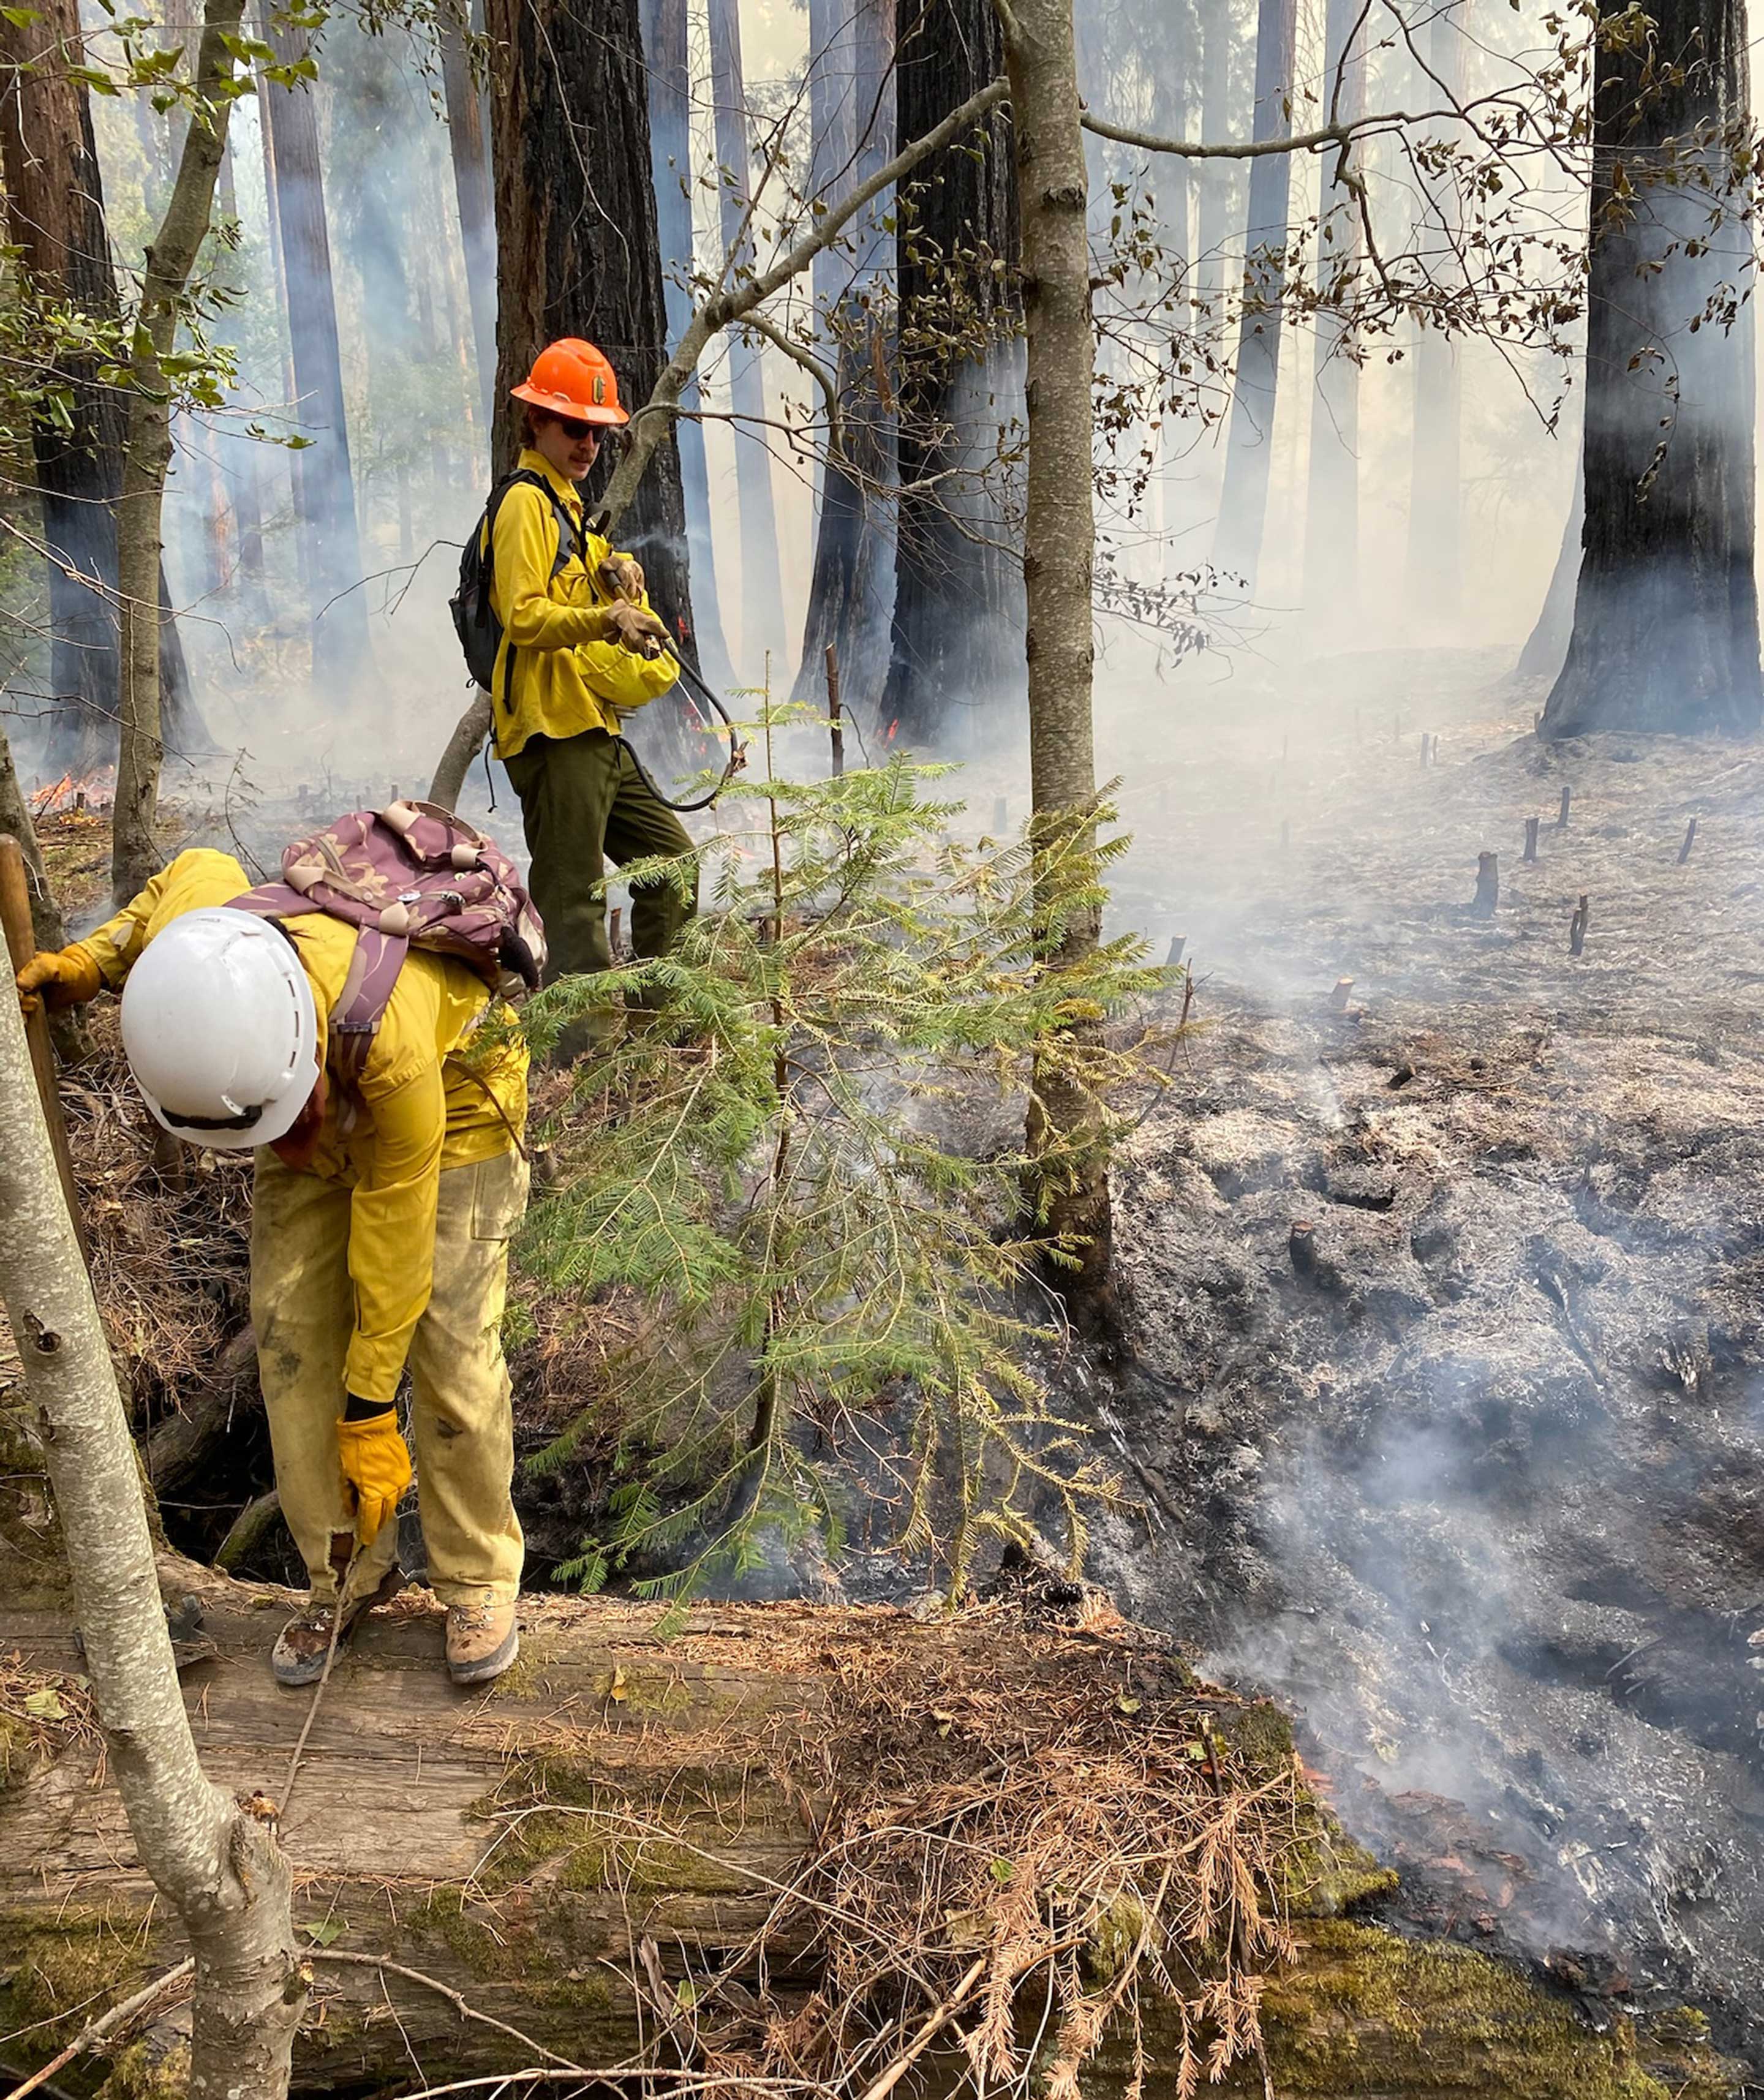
[[445, 1600, 519, 1686], [271, 1568, 404, 1688]]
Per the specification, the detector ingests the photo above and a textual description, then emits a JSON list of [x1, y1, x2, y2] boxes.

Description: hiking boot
[[445, 1600, 519, 1686], [271, 1568, 403, 1688]]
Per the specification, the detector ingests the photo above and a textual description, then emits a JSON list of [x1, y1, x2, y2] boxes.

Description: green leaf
[[23, 1688, 66, 1720], [989, 1858, 1014, 1886], [300, 1920, 347, 1946]]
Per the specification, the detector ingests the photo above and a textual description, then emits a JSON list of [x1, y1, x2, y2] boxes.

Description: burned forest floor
[[1084, 643, 1764, 2074]]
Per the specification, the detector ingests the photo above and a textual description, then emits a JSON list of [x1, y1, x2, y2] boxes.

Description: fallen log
[[0, 1566, 1742, 2098]]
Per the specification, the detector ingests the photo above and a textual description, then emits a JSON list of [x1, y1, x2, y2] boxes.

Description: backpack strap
[[485, 469, 582, 715], [329, 927, 410, 1091]]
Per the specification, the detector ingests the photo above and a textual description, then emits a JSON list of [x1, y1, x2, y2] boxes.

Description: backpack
[[226, 802, 546, 1091], [450, 469, 580, 708]]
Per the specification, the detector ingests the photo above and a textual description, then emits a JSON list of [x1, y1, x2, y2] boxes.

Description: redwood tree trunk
[[706, 0, 788, 676], [490, 0, 698, 657], [880, 0, 1023, 745], [258, 11, 374, 684], [1518, 456, 1582, 681], [1301, 0, 1365, 634], [794, 0, 897, 715], [1543, 0, 1760, 737], [0, 0, 198, 776], [1210, 0, 1297, 600], [642, 0, 733, 685]]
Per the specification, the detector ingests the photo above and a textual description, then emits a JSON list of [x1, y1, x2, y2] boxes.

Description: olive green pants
[[503, 727, 696, 982], [250, 1145, 529, 1609]]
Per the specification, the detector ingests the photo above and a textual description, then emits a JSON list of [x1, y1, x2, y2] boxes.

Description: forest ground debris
[[472, 1597, 1307, 2099]]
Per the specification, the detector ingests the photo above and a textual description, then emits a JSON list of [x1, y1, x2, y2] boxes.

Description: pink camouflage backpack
[[227, 801, 546, 1090]]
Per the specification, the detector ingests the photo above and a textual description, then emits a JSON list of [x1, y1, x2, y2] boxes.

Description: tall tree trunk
[[1194, 0, 1232, 321], [706, 0, 789, 676], [0, 0, 200, 777], [807, 0, 855, 329], [1518, 456, 1583, 681], [1301, 0, 1365, 635], [643, 0, 734, 686], [794, 0, 898, 714], [993, 0, 1110, 1301], [258, 10, 374, 685], [111, 0, 249, 901], [1544, 0, 1760, 737], [1210, 0, 1297, 600], [880, 0, 1023, 744], [1404, 0, 1464, 628], [0, 980, 303, 2098], [440, 4, 498, 434], [490, 0, 699, 663]]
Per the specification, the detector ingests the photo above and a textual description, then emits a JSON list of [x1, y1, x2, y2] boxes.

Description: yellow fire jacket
[[486, 447, 679, 761], [77, 848, 530, 1404]]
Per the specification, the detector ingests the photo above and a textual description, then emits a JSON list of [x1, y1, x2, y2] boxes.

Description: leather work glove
[[600, 553, 646, 603], [604, 597, 669, 660], [334, 1406, 412, 1547], [15, 946, 102, 1014]]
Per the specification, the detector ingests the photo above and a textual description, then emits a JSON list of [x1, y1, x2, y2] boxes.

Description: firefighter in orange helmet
[[485, 340, 696, 1034]]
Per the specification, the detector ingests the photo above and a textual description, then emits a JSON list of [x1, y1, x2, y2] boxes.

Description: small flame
[[31, 767, 114, 817], [886, 719, 899, 742]]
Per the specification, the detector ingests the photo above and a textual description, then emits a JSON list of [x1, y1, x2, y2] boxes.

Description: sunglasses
[[554, 415, 603, 443]]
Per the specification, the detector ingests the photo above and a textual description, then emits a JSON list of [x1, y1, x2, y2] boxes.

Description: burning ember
[[30, 767, 114, 818]]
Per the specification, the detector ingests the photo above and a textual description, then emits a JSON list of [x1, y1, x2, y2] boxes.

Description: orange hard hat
[[510, 339, 628, 427]]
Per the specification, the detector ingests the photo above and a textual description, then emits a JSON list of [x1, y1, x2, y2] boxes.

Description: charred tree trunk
[[258, 10, 374, 686], [880, 0, 1023, 745], [706, 0, 788, 676], [1544, 0, 1761, 737], [0, 0, 199, 777], [1301, 0, 1365, 635], [642, 0, 733, 687], [1404, 0, 1465, 629], [794, 0, 898, 713], [490, 0, 698, 662], [1518, 457, 1583, 682], [440, 4, 498, 434], [1210, 0, 1297, 601]]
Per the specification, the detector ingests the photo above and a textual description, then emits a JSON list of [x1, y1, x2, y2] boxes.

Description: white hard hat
[[119, 908, 320, 1150]]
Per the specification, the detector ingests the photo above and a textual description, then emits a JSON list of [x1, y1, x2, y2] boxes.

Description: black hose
[[615, 644, 747, 815]]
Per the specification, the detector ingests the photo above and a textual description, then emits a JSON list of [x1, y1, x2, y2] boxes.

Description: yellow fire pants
[[250, 1145, 528, 1609]]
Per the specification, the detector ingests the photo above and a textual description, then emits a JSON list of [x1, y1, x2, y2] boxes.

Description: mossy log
[[0, 1567, 1740, 2099]]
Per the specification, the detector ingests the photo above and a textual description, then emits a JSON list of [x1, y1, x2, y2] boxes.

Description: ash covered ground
[[1091, 645, 1764, 2065]]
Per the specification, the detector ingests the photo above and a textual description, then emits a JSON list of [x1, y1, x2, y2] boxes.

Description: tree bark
[[440, 4, 498, 434], [0, 960, 303, 2098], [1210, 0, 1297, 600], [257, 8, 374, 685], [1544, 0, 1761, 737], [1301, 0, 1365, 635], [1153, 8, 1196, 571], [794, 0, 899, 716], [111, 0, 251, 901], [641, 0, 734, 687], [706, 0, 789, 676], [0, 0, 201, 777], [490, 0, 699, 658], [880, 0, 1024, 743], [993, 0, 1110, 1301], [1403, 0, 1465, 629]]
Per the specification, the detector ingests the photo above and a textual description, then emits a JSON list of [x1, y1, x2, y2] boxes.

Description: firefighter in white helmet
[[16, 849, 530, 1688]]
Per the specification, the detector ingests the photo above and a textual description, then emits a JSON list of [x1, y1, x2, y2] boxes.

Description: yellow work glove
[[334, 1407, 412, 1546], [603, 598, 669, 658], [15, 946, 102, 1013]]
